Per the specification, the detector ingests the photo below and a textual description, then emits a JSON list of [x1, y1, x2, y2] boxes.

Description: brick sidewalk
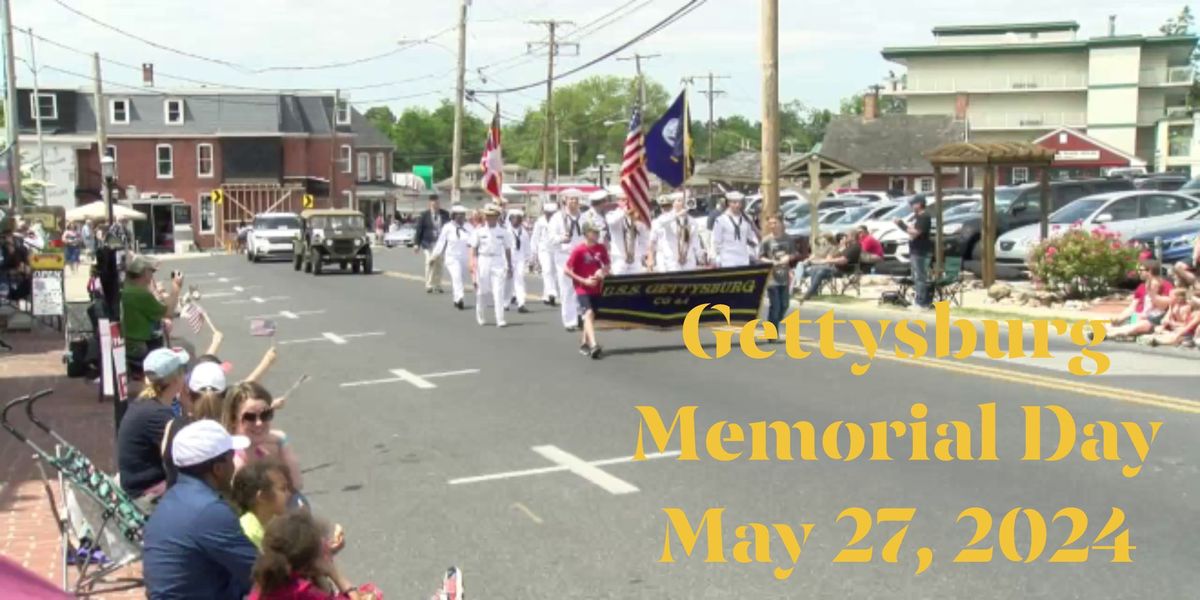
[[0, 327, 142, 597]]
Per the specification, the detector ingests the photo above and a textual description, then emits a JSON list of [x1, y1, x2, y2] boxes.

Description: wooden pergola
[[783, 152, 860, 243], [924, 142, 1055, 286]]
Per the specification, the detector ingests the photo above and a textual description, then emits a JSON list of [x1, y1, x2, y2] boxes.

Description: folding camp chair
[[933, 256, 966, 307], [1, 390, 146, 594], [833, 262, 863, 297]]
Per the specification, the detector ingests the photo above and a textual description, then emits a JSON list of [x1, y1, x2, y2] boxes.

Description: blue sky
[[15, 0, 1193, 122]]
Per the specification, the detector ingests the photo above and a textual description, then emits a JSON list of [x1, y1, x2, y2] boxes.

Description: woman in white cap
[[468, 205, 514, 328], [433, 205, 473, 310], [117, 347, 190, 504], [530, 200, 559, 306]]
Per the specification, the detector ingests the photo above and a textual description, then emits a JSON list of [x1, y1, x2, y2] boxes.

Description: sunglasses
[[240, 408, 275, 425]]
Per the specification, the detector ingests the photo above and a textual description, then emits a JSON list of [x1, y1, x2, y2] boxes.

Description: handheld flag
[[620, 108, 653, 224], [480, 103, 503, 199], [645, 90, 694, 189], [183, 303, 205, 334], [249, 319, 277, 337]]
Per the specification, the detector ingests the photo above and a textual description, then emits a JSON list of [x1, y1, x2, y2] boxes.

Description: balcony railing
[[968, 112, 1087, 129], [883, 72, 1087, 94], [1138, 105, 1193, 125], [1139, 66, 1195, 86]]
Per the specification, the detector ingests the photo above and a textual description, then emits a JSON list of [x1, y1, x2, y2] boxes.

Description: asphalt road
[[170, 248, 1199, 599]]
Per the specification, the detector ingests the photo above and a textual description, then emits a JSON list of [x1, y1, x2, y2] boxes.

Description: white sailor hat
[[450, 205, 468, 215], [560, 188, 584, 199], [656, 195, 674, 206], [587, 190, 609, 203], [507, 207, 525, 217], [482, 204, 501, 216], [543, 202, 558, 212], [724, 191, 746, 202]]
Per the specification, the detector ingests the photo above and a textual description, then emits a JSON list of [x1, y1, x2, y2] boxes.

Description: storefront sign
[[1054, 150, 1101, 162]]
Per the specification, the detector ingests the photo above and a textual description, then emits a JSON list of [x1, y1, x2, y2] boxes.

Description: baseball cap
[[188, 362, 228, 393], [171, 420, 249, 468], [909, 194, 927, 207], [126, 254, 159, 276], [144, 347, 190, 380]]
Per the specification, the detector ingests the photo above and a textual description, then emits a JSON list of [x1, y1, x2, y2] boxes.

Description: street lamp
[[596, 154, 607, 189]]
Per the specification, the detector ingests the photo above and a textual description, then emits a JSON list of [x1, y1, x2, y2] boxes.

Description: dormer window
[[165, 99, 184, 125], [335, 99, 351, 125], [110, 98, 130, 124], [31, 93, 57, 120]]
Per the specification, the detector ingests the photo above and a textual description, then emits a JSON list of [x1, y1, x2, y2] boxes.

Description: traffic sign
[[302, 194, 315, 209], [212, 189, 225, 205]]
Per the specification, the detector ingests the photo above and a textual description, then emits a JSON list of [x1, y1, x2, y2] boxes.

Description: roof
[[301, 208, 364, 218], [694, 150, 860, 185], [883, 34, 1198, 60], [820, 115, 966, 174], [351, 110, 392, 148], [933, 21, 1079, 35], [925, 142, 1056, 166]]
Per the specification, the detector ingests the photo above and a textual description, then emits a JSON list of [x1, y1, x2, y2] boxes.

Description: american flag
[[249, 319, 276, 337], [620, 108, 653, 224], [182, 303, 205, 334], [480, 103, 503, 199]]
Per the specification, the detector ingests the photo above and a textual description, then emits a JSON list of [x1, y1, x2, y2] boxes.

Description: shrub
[[1026, 227, 1138, 298]]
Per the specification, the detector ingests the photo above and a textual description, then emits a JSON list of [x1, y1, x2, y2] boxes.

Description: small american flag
[[621, 108, 653, 224], [183, 303, 205, 334], [250, 319, 276, 337], [480, 103, 503, 199]]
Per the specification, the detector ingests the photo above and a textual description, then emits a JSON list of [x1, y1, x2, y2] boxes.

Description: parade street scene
[[1, 1, 1200, 599]]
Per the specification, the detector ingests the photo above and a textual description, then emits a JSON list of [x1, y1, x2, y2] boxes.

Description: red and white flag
[[182, 303, 205, 334], [620, 108, 653, 224], [480, 103, 503, 199]]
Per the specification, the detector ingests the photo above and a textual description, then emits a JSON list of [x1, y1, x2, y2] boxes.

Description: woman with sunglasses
[[223, 382, 304, 500], [1108, 259, 1173, 341]]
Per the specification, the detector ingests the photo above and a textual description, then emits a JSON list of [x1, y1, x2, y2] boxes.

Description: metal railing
[[968, 111, 1087, 129], [1139, 105, 1193, 125], [1139, 66, 1195, 85], [887, 72, 1087, 94]]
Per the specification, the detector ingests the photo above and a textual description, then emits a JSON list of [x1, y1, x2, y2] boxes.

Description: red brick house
[[16, 88, 394, 251]]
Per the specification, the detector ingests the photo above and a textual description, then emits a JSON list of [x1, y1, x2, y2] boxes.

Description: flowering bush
[[1026, 226, 1139, 298]]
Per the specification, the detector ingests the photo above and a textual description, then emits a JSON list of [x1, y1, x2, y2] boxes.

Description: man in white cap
[[548, 192, 586, 330], [505, 207, 530, 314], [711, 191, 760, 268], [433, 205, 472, 310], [530, 200, 559, 306], [469, 204, 514, 327], [648, 194, 703, 272], [584, 190, 613, 245], [606, 195, 651, 275], [143, 420, 256, 599]]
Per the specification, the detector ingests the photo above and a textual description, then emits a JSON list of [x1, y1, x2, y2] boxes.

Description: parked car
[[995, 191, 1200, 265], [1128, 211, 1200, 267], [840, 191, 891, 203], [247, 212, 302, 263], [383, 223, 417, 248], [1133, 174, 1188, 191], [791, 202, 899, 239], [937, 178, 1135, 261], [1177, 177, 1200, 199], [875, 196, 980, 262]]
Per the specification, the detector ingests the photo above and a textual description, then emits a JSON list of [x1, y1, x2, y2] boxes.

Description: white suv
[[248, 213, 303, 263]]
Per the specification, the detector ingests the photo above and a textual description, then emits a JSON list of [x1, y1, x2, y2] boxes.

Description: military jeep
[[292, 209, 373, 275]]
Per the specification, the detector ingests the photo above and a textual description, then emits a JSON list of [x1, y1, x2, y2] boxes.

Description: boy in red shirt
[[564, 222, 611, 359]]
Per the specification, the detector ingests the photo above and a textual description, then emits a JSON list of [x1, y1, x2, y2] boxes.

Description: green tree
[[386, 100, 485, 180], [839, 92, 906, 116], [1159, 6, 1199, 103], [364, 106, 397, 130]]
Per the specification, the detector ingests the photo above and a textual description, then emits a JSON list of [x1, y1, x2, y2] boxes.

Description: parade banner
[[593, 265, 772, 330]]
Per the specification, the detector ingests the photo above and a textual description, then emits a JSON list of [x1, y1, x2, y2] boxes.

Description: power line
[[469, 0, 707, 95]]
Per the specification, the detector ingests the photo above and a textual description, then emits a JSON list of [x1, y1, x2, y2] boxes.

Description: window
[[917, 177, 934, 193], [1051, 184, 1087, 206], [199, 193, 215, 234], [888, 176, 907, 193], [103, 145, 118, 179], [1011, 167, 1029, 184], [335, 99, 351, 125], [342, 190, 354, 210], [197, 143, 214, 178], [1098, 196, 1139, 222], [31, 93, 57, 120], [356, 153, 370, 182], [374, 153, 386, 181], [1140, 194, 1195, 218], [156, 144, 174, 178], [110, 99, 129, 124], [164, 99, 184, 125], [340, 145, 352, 173]]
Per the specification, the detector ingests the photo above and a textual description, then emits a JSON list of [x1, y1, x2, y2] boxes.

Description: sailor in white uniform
[[649, 194, 703, 272], [710, 191, 760, 268], [548, 192, 587, 330], [583, 190, 613, 245], [505, 207, 530, 314], [531, 201, 559, 306], [433, 205, 472, 309], [606, 195, 651, 275], [468, 205, 514, 327]]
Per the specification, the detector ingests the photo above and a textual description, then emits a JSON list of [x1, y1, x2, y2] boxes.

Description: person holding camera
[[896, 195, 933, 310], [123, 255, 184, 363]]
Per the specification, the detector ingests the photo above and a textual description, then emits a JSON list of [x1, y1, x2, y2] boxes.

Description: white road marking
[[208, 272, 216, 276], [422, 369, 480, 379], [279, 310, 299, 320], [277, 336, 326, 345], [233, 285, 245, 292], [204, 292, 237, 299], [390, 368, 435, 389], [323, 332, 348, 345], [251, 296, 265, 304], [278, 331, 383, 346], [218, 277, 229, 283], [532, 445, 639, 495], [340, 332, 386, 340], [448, 448, 681, 491], [245, 310, 325, 321], [340, 375, 405, 388], [513, 502, 544, 524]]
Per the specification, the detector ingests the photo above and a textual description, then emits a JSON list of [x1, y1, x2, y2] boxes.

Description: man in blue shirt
[[143, 420, 256, 599]]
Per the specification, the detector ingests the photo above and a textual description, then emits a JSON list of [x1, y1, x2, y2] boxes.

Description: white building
[[881, 20, 1198, 179]]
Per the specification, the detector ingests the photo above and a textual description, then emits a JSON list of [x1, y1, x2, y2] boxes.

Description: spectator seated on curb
[[1, 227, 32, 304], [162, 361, 231, 490], [249, 511, 378, 600], [1107, 259, 1173, 341], [798, 233, 861, 301], [117, 347, 189, 508], [224, 382, 305, 506], [144, 420, 258, 599], [857, 226, 883, 270], [232, 459, 347, 554], [1148, 289, 1200, 348], [793, 232, 837, 291], [1169, 234, 1199, 287]]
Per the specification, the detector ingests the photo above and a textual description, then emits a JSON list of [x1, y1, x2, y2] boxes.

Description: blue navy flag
[[645, 90, 693, 189]]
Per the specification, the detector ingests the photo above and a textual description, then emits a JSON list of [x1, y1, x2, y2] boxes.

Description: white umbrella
[[66, 201, 147, 222]]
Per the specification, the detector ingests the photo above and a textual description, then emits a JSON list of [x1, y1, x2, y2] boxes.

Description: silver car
[[995, 191, 1200, 264]]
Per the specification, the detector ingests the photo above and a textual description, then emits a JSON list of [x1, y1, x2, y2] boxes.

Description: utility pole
[[27, 29, 45, 195], [760, 0, 780, 220], [329, 89, 340, 208], [618, 53, 660, 112], [527, 20, 576, 193], [450, 0, 469, 205], [684, 72, 729, 164], [563, 138, 578, 177], [93, 53, 110, 226], [2, 0, 22, 215]]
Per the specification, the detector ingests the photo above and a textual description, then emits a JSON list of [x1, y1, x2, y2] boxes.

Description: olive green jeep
[[292, 209, 373, 275]]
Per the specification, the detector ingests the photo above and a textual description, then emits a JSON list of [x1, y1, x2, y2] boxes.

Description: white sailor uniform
[[548, 209, 586, 328], [506, 220, 529, 308], [434, 221, 473, 303], [711, 211, 759, 268], [606, 208, 650, 275], [469, 224, 514, 326], [531, 214, 558, 302], [650, 212, 702, 272]]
